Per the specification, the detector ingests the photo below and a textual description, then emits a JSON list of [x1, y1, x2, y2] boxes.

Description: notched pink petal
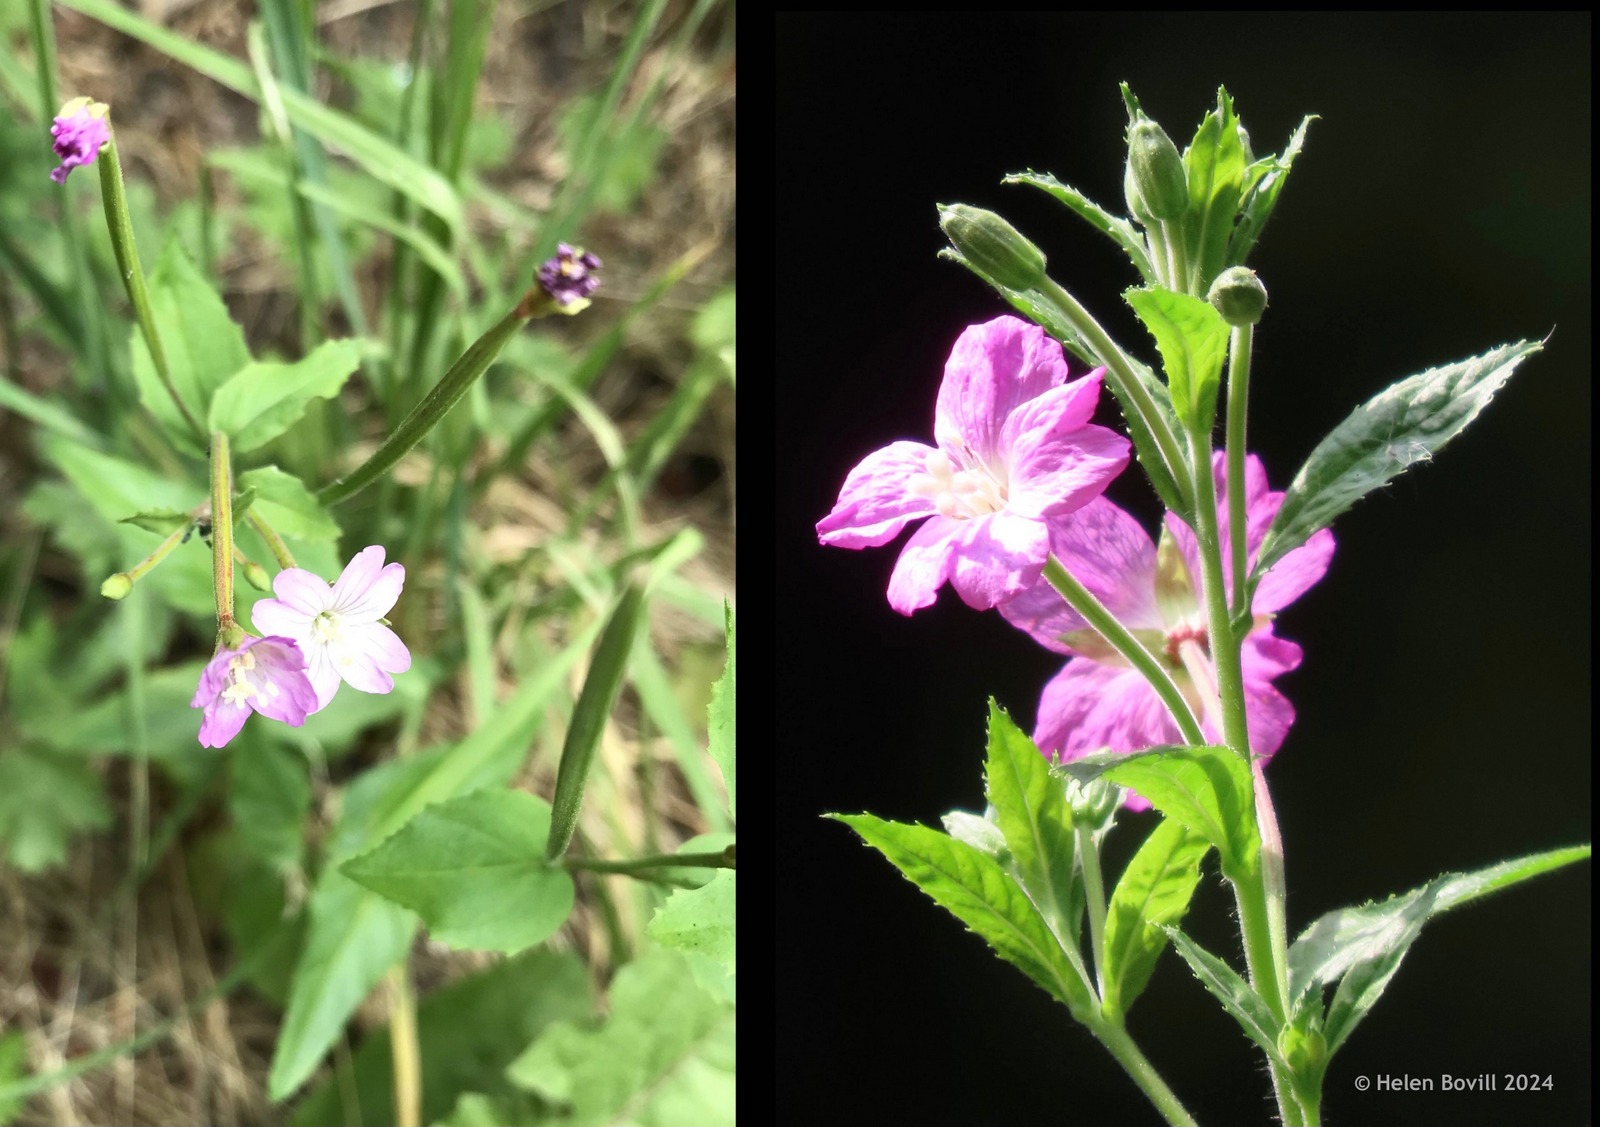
[[1254, 528, 1335, 614], [816, 441, 940, 548], [198, 699, 251, 749], [272, 568, 334, 615], [945, 511, 1048, 610], [933, 316, 1068, 462], [886, 516, 962, 615], [336, 624, 412, 695], [1007, 423, 1131, 519], [331, 546, 388, 608], [250, 597, 308, 639], [338, 561, 405, 622]]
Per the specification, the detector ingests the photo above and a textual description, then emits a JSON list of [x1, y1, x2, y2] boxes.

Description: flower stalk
[[209, 432, 242, 649], [98, 126, 206, 446], [1224, 323, 1254, 614], [100, 518, 190, 600]]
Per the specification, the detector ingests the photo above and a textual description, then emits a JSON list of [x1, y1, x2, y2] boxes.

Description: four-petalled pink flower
[[817, 315, 1131, 614], [999, 453, 1334, 806], [191, 635, 318, 748], [250, 546, 413, 711]]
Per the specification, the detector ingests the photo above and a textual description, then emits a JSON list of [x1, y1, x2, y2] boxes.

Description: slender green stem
[[103, 519, 190, 596], [1042, 556, 1203, 745], [562, 846, 735, 876], [1160, 220, 1189, 298], [245, 509, 297, 570], [1076, 823, 1108, 995], [1088, 1016, 1200, 1127], [1036, 276, 1194, 507], [98, 131, 206, 445], [209, 432, 239, 646], [318, 306, 527, 506], [1144, 224, 1170, 289], [1225, 324, 1253, 613], [1183, 418, 1299, 1124]]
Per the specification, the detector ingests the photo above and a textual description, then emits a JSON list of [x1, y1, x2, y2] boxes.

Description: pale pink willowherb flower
[[999, 453, 1334, 807], [250, 546, 412, 711], [816, 315, 1131, 615], [191, 635, 318, 748], [49, 98, 110, 185]]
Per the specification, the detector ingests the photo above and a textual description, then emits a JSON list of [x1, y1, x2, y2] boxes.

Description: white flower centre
[[221, 650, 261, 706], [908, 447, 1008, 520], [312, 610, 344, 645]]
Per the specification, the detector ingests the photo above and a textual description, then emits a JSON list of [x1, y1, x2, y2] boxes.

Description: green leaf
[[341, 789, 575, 954], [1058, 745, 1259, 881], [708, 602, 735, 819], [119, 508, 192, 534], [981, 701, 1078, 941], [234, 466, 339, 541], [268, 870, 417, 1101], [646, 868, 735, 974], [209, 338, 363, 453], [0, 746, 113, 872], [1004, 170, 1155, 282], [1101, 820, 1211, 1021], [1227, 115, 1316, 266], [941, 811, 1009, 860], [830, 813, 1093, 1017], [938, 246, 1189, 519], [129, 239, 252, 455], [228, 738, 310, 871], [288, 949, 592, 1127], [1181, 86, 1247, 292], [1288, 844, 1590, 1055], [506, 949, 734, 1127], [1254, 339, 1542, 582], [0, 1030, 29, 1124], [1163, 926, 1284, 1065], [269, 620, 601, 1099], [1125, 285, 1230, 430]]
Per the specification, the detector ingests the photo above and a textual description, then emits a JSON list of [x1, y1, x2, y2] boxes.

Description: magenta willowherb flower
[[817, 315, 1131, 615], [191, 635, 318, 748], [250, 546, 412, 711], [49, 98, 110, 185], [537, 243, 603, 307], [1000, 453, 1334, 806]]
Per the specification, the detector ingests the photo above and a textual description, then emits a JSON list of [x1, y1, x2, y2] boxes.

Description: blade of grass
[[628, 636, 730, 834]]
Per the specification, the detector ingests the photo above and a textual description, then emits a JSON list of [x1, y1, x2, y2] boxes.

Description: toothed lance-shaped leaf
[[341, 788, 575, 954], [1101, 819, 1211, 1021], [981, 700, 1078, 939], [830, 812, 1094, 1017], [1163, 926, 1284, 1066], [507, 949, 734, 1126], [1125, 285, 1230, 431], [1288, 844, 1589, 1056], [1253, 339, 1543, 584], [209, 338, 363, 453]]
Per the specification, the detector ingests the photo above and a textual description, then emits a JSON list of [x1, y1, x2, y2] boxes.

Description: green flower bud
[[100, 573, 132, 600], [1277, 1019, 1327, 1075], [1124, 162, 1156, 225], [939, 204, 1047, 291], [1126, 116, 1189, 221], [1207, 266, 1268, 326], [243, 561, 272, 591]]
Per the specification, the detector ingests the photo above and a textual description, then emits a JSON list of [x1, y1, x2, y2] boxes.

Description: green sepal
[[118, 508, 192, 534]]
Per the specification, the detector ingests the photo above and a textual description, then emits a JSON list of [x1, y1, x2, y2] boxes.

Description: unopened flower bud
[[1207, 266, 1268, 326], [243, 561, 272, 591], [1277, 1020, 1327, 1075], [1124, 163, 1156, 225], [101, 573, 133, 600], [1126, 116, 1189, 221], [938, 204, 1047, 291]]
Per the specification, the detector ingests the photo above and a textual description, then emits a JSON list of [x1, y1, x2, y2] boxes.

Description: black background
[[775, 13, 1590, 1127]]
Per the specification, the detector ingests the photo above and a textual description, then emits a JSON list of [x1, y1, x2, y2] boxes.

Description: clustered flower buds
[[537, 243, 603, 308], [49, 97, 110, 185]]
